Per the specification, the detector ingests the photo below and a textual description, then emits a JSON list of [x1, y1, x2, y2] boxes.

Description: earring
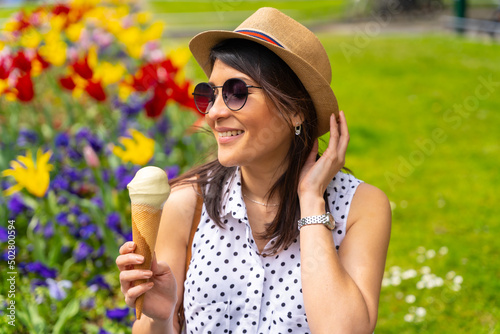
[[295, 123, 302, 136]]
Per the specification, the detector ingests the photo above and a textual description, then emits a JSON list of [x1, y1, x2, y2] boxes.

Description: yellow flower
[[94, 61, 126, 86], [20, 27, 42, 49], [0, 79, 8, 94], [118, 77, 134, 101], [65, 22, 85, 42], [39, 38, 67, 66], [168, 46, 192, 84], [116, 26, 142, 59], [112, 129, 155, 165], [136, 11, 151, 25], [143, 21, 164, 42], [2, 149, 53, 197]]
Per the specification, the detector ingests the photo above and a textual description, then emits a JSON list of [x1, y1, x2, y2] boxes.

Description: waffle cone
[[131, 203, 162, 320]]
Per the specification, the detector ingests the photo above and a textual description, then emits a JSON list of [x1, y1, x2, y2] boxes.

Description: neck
[[240, 163, 286, 205]]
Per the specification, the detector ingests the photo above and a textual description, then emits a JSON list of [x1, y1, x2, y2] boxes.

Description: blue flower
[[23, 261, 57, 278], [78, 213, 91, 226], [116, 165, 135, 191], [79, 223, 97, 240], [51, 175, 70, 192], [98, 328, 111, 334], [46, 278, 72, 300], [166, 165, 180, 180], [17, 128, 38, 147], [106, 212, 121, 234], [57, 195, 69, 205], [67, 147, 83, 162], [91, 196, 104, 209], [8, 194, 27, 216], [54, 132, 70, 148], [44, 221, 54, 238], [73, 242, 94, 262], [88, 274, 111, 291], [106, 306, 129, 321], [55, 212, 70, 226], [0, 226, 8, 242]]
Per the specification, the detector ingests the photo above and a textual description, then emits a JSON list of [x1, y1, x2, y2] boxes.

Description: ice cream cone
[[127, 166, 171, 319]]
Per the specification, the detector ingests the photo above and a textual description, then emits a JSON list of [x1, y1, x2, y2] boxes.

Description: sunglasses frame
[[192, 78, 262, 114]]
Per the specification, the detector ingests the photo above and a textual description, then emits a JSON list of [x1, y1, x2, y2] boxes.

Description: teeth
[[218, 130, 243, 138]]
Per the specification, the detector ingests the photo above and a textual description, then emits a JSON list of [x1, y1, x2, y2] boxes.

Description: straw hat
[[189, 7, 338, 137]]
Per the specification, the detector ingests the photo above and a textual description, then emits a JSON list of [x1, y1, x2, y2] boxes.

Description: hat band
[[235, 29, 284, 48]]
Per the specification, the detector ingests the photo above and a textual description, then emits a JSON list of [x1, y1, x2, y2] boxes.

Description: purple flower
[[156, 115, 170, 134], [166, 165, 180, 180], [55, 212, 70, 226], [23, 261, 57, 278], [91, 196, 104, 209], [106, 212, 121, 234], [44, 221, 54, 238], [88, 274, 111, 291], [8, 193, 27, 216], [121, 229, 132, 241], [70, 205, 81, 216], [79, 223, 97, 240], [93, 245, 105, 259], [116, 165, 134, 191], [54, 132, 70, 147], [113, 95, 144, 118], [0, 226, 8, 242], [75, 128, 103, 153], [51, 175, 70, 192], [30, 278, 48, 289], [17, 128, 38, 147], [73, 242, 94, 262], [78, 213, 91, 226], [46, 278, 72, 300], [2, 247, 18, 261], [106, 306, 129, 321], [67, 147, 83, 162], [62, 167, 83, 182], [98, 329, 111, 334], [57, 195, 69, 205]]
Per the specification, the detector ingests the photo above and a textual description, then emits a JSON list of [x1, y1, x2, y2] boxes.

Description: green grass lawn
[[317, 33, 500, 332]]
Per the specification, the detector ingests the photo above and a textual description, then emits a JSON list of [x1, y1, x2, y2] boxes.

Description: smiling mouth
[[218, 130, 244, 138]]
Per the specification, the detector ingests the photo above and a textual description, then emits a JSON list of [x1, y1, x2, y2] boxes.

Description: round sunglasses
[[192, 78, 262, 114]]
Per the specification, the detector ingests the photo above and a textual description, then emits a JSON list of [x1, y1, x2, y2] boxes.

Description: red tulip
[[144, 85, 168, 118], [13, 51, 32, 73], [59, 76, 76, 90], [15, 73, 34, 102], [73, 57, 93, 80], [85, 80, 106, 102]]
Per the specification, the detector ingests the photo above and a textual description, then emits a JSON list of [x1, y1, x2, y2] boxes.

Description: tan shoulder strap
[[178, 185, 203, 328], [186, 187, 203, 273]]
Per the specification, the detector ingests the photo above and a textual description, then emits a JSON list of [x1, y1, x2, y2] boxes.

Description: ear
[[292, 113, 304, 126]]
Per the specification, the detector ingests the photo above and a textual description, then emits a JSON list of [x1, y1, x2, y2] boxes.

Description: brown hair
[[172, 39, 323, 255]]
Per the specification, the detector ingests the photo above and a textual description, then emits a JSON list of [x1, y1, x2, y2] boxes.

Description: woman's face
[[205, 59, 295, 171]]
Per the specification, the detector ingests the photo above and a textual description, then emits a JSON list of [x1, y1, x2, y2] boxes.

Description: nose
[[207, 91, 231, 120]]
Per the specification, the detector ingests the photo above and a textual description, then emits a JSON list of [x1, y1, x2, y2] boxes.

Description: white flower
[[452, 284, 462, 291], [405, 294, 416, 303], [415, 307, 427, 317], [396, 291, 404, 300], [446, 271, 456, 280], [435, 277, 444, 287], [420, 266, 431, 274], [439, 246, 449, 255], [416, 281, 425, 290], [453, 275, 463, 285], [404, 313, 415, 322], [417, 255, 426, 263], [402, 269, 417, 280], [391, 276, 402, 286], [382, 277, 391, 287], [417, 246, 426, 254], [426, 279, 436, 289], [426, 249, 436, 259]]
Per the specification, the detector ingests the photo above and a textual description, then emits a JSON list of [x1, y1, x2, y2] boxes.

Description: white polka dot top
[[183, 167, 363, 334]]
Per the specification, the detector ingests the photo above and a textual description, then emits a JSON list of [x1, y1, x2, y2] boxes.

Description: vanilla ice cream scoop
[[127, 166, 171, 208], [127, 166, 171, 320]]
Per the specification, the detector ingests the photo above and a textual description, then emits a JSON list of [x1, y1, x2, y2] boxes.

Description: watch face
[[325, 213, 335, 230]]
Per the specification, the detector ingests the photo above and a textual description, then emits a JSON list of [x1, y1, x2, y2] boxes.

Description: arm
[[300, 183, 391, 333], [117, 182, 198, 334], [298, 111, 391, 333]]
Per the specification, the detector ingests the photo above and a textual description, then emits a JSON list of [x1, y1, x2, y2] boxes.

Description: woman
[[116, 7, 391, 334]]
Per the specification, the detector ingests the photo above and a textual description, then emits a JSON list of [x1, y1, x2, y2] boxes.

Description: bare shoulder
[[346, 182, 391, 233], [160, 179, 200, 245]]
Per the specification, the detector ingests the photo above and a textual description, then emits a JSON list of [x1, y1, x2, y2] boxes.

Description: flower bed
[[0, 1, 207, 332]]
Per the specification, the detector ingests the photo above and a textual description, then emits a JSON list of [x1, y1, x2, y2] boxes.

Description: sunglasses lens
[[223, 79, 248, 111], [193, 83, 214, 114]]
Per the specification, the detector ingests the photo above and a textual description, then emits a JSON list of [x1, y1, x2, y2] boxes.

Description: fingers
[[338, 110, 350, 153], [119, 241, 136, 255], [124, 282, 155, 307]]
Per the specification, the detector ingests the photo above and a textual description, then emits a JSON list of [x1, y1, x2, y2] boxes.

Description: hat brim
[[189, 30, 338, 137]]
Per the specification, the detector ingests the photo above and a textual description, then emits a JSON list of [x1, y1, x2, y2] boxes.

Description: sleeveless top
[[183, 167, 363, 334]]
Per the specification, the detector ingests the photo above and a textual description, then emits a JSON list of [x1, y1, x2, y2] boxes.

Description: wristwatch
[[297, 212, 335, 231]]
